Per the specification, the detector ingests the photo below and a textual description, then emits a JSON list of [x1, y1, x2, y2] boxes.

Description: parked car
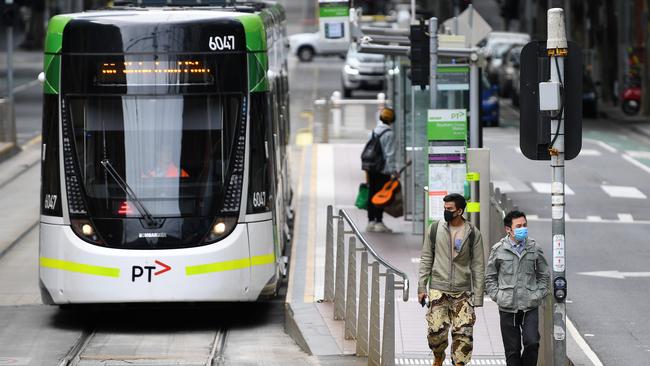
[[497, 45, 522, 98], [479, 32, 530, 83], [481, 72, 500, 127], [288, 32, 349, 62], [341, 45, 387, 98]]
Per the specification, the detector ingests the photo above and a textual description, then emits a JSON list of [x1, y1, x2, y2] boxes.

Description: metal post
[[7, 25, 14, 100], [469, 60, 479, 148], [429, 17, 438, 109], [331, 91, 342, 138], [356, 251, 370, 357], [410, 0, 415, 22], [322, 99, 330, 143], [368, 262, 381, 366], [324, 205, 335, 301], [381, 271, 395, 366], [345, 236, 357, 340], [334, 214, 346, 320], [547, 8, 567, 366]]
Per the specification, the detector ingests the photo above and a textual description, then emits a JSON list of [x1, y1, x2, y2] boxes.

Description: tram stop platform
[[285, 142, 507, 365]]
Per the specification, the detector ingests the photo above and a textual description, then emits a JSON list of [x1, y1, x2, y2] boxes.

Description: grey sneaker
[[373, 222, 392, 233], [366, 222, 376, 232]]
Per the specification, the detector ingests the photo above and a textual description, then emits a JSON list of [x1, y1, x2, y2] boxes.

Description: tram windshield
[[67, 94, 243, 219]]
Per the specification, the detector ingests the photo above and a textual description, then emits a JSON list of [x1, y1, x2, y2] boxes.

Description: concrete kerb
[[0, 142, 19, 163], [600, 104, 650, 140]]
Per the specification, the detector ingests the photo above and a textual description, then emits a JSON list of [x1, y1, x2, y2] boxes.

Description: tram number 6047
[[209, 36, 235, 51], [252, 191, 267, 208]]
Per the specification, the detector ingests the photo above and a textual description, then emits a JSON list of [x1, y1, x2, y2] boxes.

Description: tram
[[38, 1, 293, 304]]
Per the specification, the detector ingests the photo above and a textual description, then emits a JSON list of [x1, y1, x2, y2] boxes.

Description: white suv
[[288, 32, 349, 62], [341, 45, 386, 98]]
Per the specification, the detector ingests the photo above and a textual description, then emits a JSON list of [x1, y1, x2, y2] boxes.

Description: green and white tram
[[39, 1, 292, 304]]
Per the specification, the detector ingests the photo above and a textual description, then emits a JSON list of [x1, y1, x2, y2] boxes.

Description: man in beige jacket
[[417, 193, 485, 366]]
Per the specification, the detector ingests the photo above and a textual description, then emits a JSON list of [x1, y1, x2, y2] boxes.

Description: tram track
[[58, 326, 229, 366]]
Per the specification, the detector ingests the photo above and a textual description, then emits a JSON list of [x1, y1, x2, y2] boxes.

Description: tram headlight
[[71, 219, 103, 244], [204, 217, 237, 243]]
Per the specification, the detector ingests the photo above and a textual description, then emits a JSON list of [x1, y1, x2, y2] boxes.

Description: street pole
[[429, 17, 438, 109], [547, 8, 567, 366]]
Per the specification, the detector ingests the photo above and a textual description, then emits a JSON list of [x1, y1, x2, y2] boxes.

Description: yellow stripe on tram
[[40, 257, 120, 278], [186, 253, 276, 276]]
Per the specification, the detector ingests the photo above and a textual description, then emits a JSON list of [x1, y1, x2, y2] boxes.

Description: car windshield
[[348, 47, 385, 63], [67, 94, 242, 219]]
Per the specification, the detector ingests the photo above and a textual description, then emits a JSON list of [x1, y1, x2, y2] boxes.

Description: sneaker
[[366, 222, 377, 232], [373, 221, 392, 233]]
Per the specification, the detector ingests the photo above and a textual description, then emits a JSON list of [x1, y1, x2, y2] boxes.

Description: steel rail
[[338, 209, 409, 302]]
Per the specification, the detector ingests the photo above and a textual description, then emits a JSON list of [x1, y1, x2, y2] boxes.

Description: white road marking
[[585, 138, 618, 153], [586, 216, 602, 221], [626, 150, 650, 159], [567, 317, 604, 366], [579, 149, 602, 156], [601, 185, 647, 199], [617, 213, 635, 222], [531, 182, 575, 195], [622, 154, 650, 175], [527, 216, 650, 225], [578, 271, 650, 279], [492, 180, 515, 193]]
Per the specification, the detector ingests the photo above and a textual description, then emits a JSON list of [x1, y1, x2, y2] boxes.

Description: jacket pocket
[[496, 284, 515, 309], [526, 282, 541, 309]]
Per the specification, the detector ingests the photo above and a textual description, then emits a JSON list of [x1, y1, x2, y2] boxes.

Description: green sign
[[427, 109, 467, 141], [319, 6, 349, 17]]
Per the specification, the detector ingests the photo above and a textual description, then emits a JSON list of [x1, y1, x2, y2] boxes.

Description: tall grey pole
[[469, 60, 479, 147], [547, 8, 567, 366], [429, 17, 438, 109]]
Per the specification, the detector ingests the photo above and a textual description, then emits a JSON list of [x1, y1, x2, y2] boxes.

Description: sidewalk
[[285, 142, 506, 365]]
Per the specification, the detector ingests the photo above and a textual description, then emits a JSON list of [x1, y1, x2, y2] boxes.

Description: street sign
[[519, 41, 582, 161], [426, 109, 467, 223], [441, 6, 492, 47], [318, 0, 350, 43]]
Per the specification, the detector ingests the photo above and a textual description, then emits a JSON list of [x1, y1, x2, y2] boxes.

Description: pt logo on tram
[[131, 260, 172, 283]]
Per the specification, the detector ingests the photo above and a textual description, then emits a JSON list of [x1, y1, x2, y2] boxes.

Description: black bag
[[383, 182, 404, 217], [361, 129, 390, 173]]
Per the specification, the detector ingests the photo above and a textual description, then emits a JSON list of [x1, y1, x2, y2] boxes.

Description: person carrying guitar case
[[361, 108, 398, 233]]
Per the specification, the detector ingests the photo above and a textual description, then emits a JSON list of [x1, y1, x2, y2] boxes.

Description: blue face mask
[[513, 227, 528, 242]]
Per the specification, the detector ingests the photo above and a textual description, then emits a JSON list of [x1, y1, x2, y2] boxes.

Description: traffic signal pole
[[547, 8, 568, 366], [428, 17, 437, 109]]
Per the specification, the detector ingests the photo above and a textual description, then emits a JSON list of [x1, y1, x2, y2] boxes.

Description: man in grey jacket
[[417, 193, 485, 366], [485, 210, 550, 366]]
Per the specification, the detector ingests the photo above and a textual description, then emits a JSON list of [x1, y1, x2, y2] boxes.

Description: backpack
[[361, 129, 390, 173], [428, 220, 476, 261]]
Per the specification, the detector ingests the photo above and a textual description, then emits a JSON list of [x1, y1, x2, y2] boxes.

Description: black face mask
[[444, 210, 455, 222]]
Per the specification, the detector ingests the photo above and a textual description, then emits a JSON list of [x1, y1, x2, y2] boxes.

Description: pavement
[[285, 104, 508, 364]]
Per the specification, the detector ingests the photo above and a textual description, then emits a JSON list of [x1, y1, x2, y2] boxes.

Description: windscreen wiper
[[100, 159, 159, 227]]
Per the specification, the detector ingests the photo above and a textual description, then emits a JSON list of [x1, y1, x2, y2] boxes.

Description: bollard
[[331, 91, 342, 138], [381, 271, 395, 366], [324, 205, 335, 301], [368, 262, 381, 366], [356, 251, 370, 356], [345, 236, 358, 340], [334, 215, 346, 320], [321, 99, 330, 143]]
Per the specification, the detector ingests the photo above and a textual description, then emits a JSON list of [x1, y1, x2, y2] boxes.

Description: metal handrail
[[339, 209, 410, 302]]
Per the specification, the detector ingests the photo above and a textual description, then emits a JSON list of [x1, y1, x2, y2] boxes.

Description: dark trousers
[[499, 308, 540, 366], [367, 171, 390, 222]]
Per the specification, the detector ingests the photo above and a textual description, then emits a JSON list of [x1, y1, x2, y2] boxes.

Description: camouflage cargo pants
[[426, 289, 476, 365]]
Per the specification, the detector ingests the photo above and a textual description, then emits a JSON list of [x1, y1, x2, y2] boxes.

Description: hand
[[391, 171, 399, 180], [418, 292, 427, 306]]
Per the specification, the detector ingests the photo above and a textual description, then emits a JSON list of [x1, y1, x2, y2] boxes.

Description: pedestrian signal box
[[519, 41, 582, 161]]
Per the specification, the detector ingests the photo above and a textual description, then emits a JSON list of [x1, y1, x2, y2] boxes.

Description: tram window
[[66, 94, 243, 218]]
